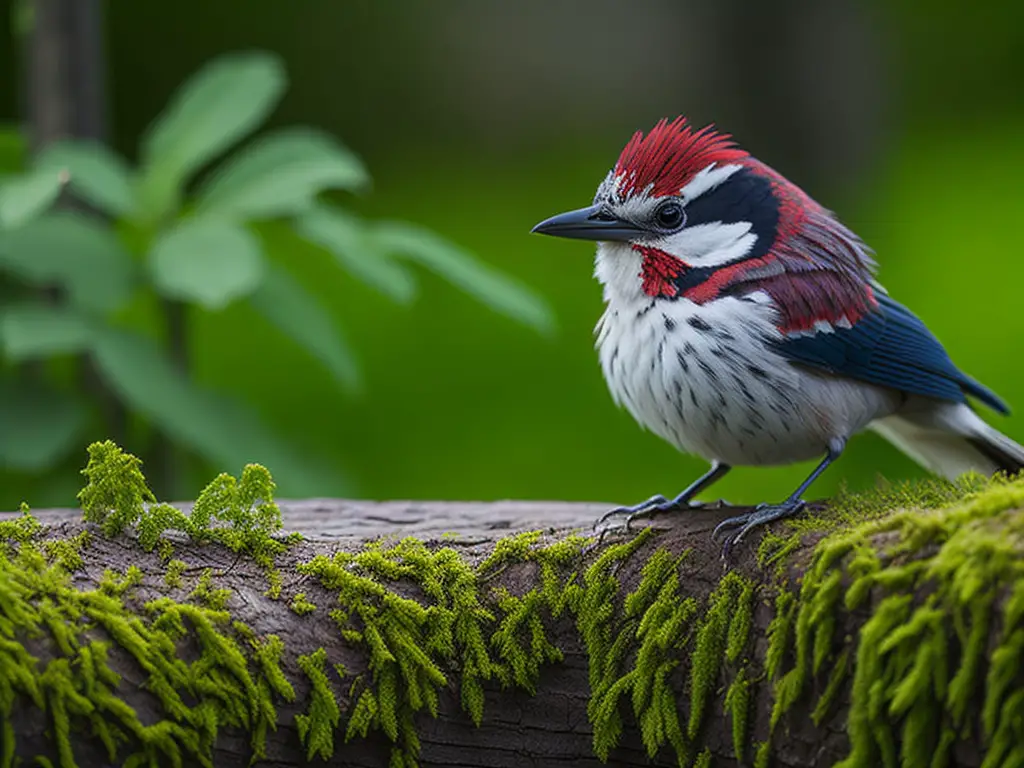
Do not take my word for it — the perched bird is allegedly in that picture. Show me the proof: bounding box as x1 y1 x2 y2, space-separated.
531 116 1024 554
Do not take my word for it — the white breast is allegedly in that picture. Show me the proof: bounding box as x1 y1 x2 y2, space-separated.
593 248 898 466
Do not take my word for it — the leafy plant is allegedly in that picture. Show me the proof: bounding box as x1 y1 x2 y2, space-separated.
0 50 553 498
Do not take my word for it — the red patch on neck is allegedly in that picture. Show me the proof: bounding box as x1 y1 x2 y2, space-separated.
635 245 687 298
615 117 749 198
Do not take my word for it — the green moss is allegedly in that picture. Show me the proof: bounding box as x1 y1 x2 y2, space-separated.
298 538 478 764
588 545 694 765
164 559 187 589
78 441 296 598
289 592 317 615
0 443 303 767
42 532 90 573
723 666 750 762
189 569 231 610
760 472 1024 768
295 647 341 761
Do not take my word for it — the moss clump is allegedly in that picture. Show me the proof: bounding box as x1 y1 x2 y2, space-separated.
760 473 1024 767
78 440 298 597
0 533 296 767
289 592 317 615
164 559 187 589
295 647 342 761
190 568 232 610
586 542 695 765
0 441 302 767
297 535 514 766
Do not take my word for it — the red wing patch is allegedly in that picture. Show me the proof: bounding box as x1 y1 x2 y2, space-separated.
752 271 879 334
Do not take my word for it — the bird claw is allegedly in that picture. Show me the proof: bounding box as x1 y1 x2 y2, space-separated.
712 499 807 560
594 494 670 530
593 493 726 547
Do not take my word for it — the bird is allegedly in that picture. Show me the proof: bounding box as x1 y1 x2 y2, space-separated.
530 116 1024 556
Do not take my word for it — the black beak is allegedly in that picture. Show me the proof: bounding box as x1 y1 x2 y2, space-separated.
531 204 643 242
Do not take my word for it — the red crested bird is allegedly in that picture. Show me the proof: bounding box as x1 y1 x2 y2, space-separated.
531 117 1024 556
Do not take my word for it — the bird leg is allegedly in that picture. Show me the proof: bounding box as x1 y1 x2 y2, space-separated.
712 440 845 559
595 461 732 533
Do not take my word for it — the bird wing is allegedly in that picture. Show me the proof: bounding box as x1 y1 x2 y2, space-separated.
714 205 1008 415
771 285 1009 415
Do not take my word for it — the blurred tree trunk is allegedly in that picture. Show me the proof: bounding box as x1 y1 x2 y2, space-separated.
24 0 107 148
22 0 128 456
703 0 889 204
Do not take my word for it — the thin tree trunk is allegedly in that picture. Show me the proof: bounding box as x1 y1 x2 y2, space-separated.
23 0 127 443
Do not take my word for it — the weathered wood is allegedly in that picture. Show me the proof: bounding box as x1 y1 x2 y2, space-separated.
9 498 618 541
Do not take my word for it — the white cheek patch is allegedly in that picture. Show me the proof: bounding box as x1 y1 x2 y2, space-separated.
680 163 743 203
655 221 757 268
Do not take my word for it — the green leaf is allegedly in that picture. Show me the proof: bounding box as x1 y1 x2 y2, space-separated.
0 167 67 229
195 128 369 220
147 218 265 309
0 378 88 471
137 50 287 221
0 125 26 172
373 221 555 334
249 263 360 390
295 205 416 303
35 140 134 217
0 303 95 361
0 212 137 312
91 327 350 497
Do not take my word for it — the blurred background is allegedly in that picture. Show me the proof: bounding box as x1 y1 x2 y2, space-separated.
0 0 1022 510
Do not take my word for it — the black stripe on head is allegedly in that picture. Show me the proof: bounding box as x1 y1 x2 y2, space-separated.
684 166 779 260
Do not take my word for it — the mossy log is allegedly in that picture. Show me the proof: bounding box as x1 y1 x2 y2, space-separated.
2 443 1024 768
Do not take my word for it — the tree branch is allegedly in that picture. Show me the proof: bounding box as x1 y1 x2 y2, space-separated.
0 490 1020 768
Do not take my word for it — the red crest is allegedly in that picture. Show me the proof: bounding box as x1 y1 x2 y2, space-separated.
614 117 748 199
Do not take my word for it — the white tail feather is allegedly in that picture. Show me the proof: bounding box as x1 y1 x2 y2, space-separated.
871 402 1024 481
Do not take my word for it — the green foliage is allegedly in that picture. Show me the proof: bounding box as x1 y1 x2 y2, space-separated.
0 379 88 472
0 167 66 229
0 49 553 500
147 218 265 310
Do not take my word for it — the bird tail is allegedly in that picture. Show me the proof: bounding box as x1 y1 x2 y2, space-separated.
871 402 1024 481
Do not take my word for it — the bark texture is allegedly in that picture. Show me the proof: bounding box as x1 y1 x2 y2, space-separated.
1 489 1021 768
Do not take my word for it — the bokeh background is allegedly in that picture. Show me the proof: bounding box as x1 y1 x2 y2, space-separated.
0 0 1022 510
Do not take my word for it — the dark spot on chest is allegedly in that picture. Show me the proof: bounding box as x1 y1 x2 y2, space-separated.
676 350 689 373
747 364 770 380
663 315 676 331
687 316 712 332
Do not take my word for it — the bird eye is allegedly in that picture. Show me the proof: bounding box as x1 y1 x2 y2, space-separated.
654 201 685 231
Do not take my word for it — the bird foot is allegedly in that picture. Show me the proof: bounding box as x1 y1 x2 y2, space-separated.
712 499 807 560
594 494 728 543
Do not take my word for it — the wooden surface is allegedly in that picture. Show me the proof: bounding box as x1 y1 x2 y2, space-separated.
4 498 619 539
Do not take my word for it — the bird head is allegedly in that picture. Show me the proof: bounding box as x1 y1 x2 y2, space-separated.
532 117 799 303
